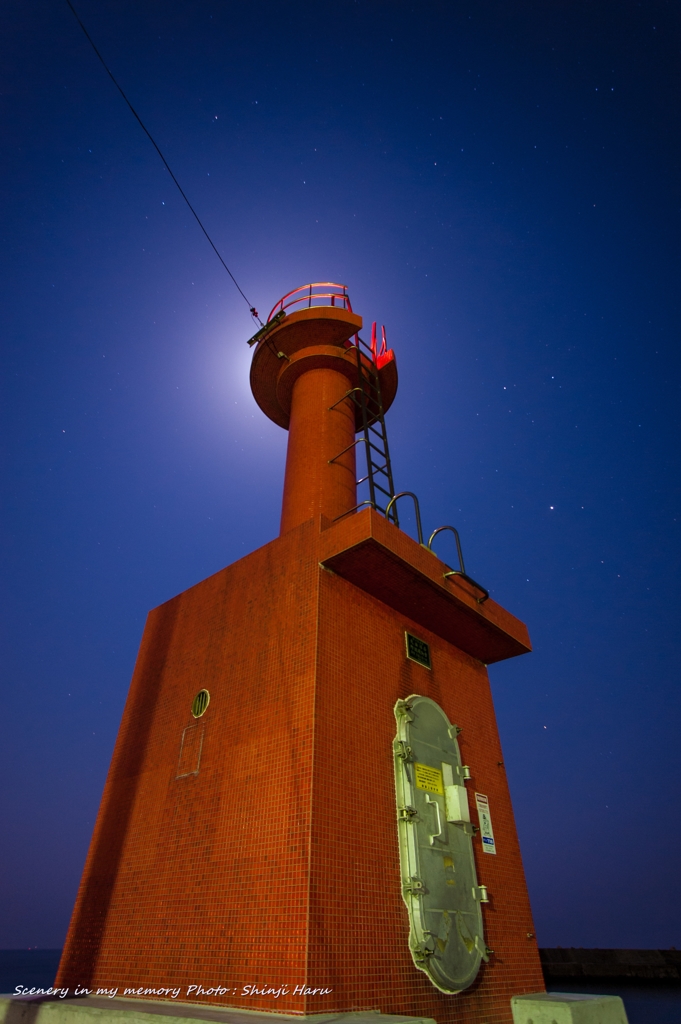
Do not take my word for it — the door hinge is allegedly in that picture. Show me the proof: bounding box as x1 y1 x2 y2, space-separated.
398 805 418 822
393 740 413 761
395 700 414 722
413 943 435 963
403 876 427 896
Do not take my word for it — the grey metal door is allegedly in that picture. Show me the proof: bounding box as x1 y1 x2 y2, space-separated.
393 694 489 993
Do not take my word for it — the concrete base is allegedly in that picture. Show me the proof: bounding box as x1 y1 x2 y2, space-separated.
0 998 436 1024
511 992 628 1024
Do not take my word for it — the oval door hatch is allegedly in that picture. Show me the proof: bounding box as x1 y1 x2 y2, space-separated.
393 694 488 993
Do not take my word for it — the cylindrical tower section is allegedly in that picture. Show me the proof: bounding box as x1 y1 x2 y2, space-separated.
280 366 357 533
248 284 398 535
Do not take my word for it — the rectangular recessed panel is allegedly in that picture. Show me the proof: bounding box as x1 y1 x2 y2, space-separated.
176 723 203 778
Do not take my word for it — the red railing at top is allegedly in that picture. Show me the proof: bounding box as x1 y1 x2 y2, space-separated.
268 282 352 322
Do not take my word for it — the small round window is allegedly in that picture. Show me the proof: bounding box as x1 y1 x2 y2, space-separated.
191 689 210 718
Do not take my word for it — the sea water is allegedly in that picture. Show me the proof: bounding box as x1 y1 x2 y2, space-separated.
547 980 681 1024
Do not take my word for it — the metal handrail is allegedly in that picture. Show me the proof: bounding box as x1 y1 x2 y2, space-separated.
332 499 376 522
328 387 363 411
428 526 489 604
428 526 467 575
385 492 424 546
328 437 364 465
268 282 352 322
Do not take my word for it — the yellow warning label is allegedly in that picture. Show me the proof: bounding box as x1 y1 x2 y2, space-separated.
414 763 444 795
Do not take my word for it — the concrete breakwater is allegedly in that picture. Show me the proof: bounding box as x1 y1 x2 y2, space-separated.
540 948 681 982
2 949 680 995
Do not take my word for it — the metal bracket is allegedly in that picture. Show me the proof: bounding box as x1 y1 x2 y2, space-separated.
246 308 286 347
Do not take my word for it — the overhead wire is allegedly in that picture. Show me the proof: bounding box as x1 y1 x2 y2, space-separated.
64 0 262 325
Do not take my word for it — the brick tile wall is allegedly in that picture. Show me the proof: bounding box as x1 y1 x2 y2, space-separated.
57 516 543 1023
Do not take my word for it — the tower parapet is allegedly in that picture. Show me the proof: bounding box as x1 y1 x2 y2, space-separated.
249 283 398 533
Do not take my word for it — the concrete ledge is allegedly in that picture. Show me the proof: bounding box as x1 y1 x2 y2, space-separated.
0 997 436 1024
511 991 628 1024
320 509 532 664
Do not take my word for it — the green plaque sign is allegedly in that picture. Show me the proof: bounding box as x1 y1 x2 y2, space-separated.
405 632 431 669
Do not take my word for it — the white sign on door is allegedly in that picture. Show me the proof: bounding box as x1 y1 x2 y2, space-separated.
475 792 496 855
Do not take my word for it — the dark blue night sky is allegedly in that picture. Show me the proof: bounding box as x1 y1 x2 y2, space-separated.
1 0 679 951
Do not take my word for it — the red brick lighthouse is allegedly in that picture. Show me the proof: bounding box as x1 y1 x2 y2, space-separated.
57 284 545 1024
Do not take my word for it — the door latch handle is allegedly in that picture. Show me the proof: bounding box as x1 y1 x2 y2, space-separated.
425 794 443 844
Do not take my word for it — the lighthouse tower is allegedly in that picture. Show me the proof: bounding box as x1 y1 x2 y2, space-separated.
56 284 545 1024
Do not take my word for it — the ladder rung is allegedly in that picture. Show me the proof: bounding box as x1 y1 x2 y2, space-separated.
372 482 393 498
371 473 391 488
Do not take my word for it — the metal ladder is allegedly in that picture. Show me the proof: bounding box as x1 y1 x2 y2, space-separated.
329 331 398 524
